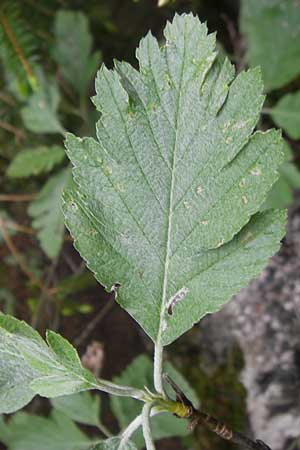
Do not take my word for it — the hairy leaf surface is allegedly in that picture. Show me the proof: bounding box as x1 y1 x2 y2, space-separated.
0 320 38 414
63 14 286 346
0 315 103 409
91 438 137 450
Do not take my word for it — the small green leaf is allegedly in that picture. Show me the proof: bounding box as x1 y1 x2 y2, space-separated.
63 13 286 347
0 410 93 450
51 391 101 426
7 146 66 178
240 0 300 90
264 161 300 210
21 71 64 135
52 10 101 95
0 314 142 405
91 437 138 450
262 140 296 210
280 161 300 188
263 139 300 210
270 92 300 139
111 354 198 447
29 168 71 258
262 176 293 210
0 314 100 405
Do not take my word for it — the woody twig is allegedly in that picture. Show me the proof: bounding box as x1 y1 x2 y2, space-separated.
163 374 272 450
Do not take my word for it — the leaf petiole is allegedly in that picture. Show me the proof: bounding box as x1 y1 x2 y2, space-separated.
142 403 156 450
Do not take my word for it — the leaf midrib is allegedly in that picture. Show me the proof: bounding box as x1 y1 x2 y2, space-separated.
156 25 187 344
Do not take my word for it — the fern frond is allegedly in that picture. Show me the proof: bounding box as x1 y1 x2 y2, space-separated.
0 2 37 90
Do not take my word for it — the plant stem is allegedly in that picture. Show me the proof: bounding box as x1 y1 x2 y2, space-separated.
93 379 146 401
0 11 36 89
0 220 34 235
31 254 60 329
120 408 162 446
142 403 156 450
0 193 36 201
0 120 25 143
96 421 112 438
162 374 273 450
121 415 143 445
0 217 43 289
74 297 114 347
0 91 16 106
261 108 272 115
153 342 164 395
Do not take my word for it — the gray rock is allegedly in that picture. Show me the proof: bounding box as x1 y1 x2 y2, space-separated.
199 208 300 449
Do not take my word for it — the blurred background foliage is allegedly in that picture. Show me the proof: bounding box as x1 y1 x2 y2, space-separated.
0 0 300 449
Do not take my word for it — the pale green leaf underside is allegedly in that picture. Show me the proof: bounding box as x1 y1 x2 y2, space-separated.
62 14 286 346
7 146 65 178
0 315 99 413
0 328 37 414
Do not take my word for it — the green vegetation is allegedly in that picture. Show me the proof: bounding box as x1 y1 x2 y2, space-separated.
1 1 299 449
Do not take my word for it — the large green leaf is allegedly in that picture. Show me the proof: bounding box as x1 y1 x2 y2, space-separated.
62 14 286 346
0 314 102 410
52 10 101 95
270 91 300 139
29 168 71 259
7 146 65 178
0 410 93 450
240 0 300 90
111 354 199 448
